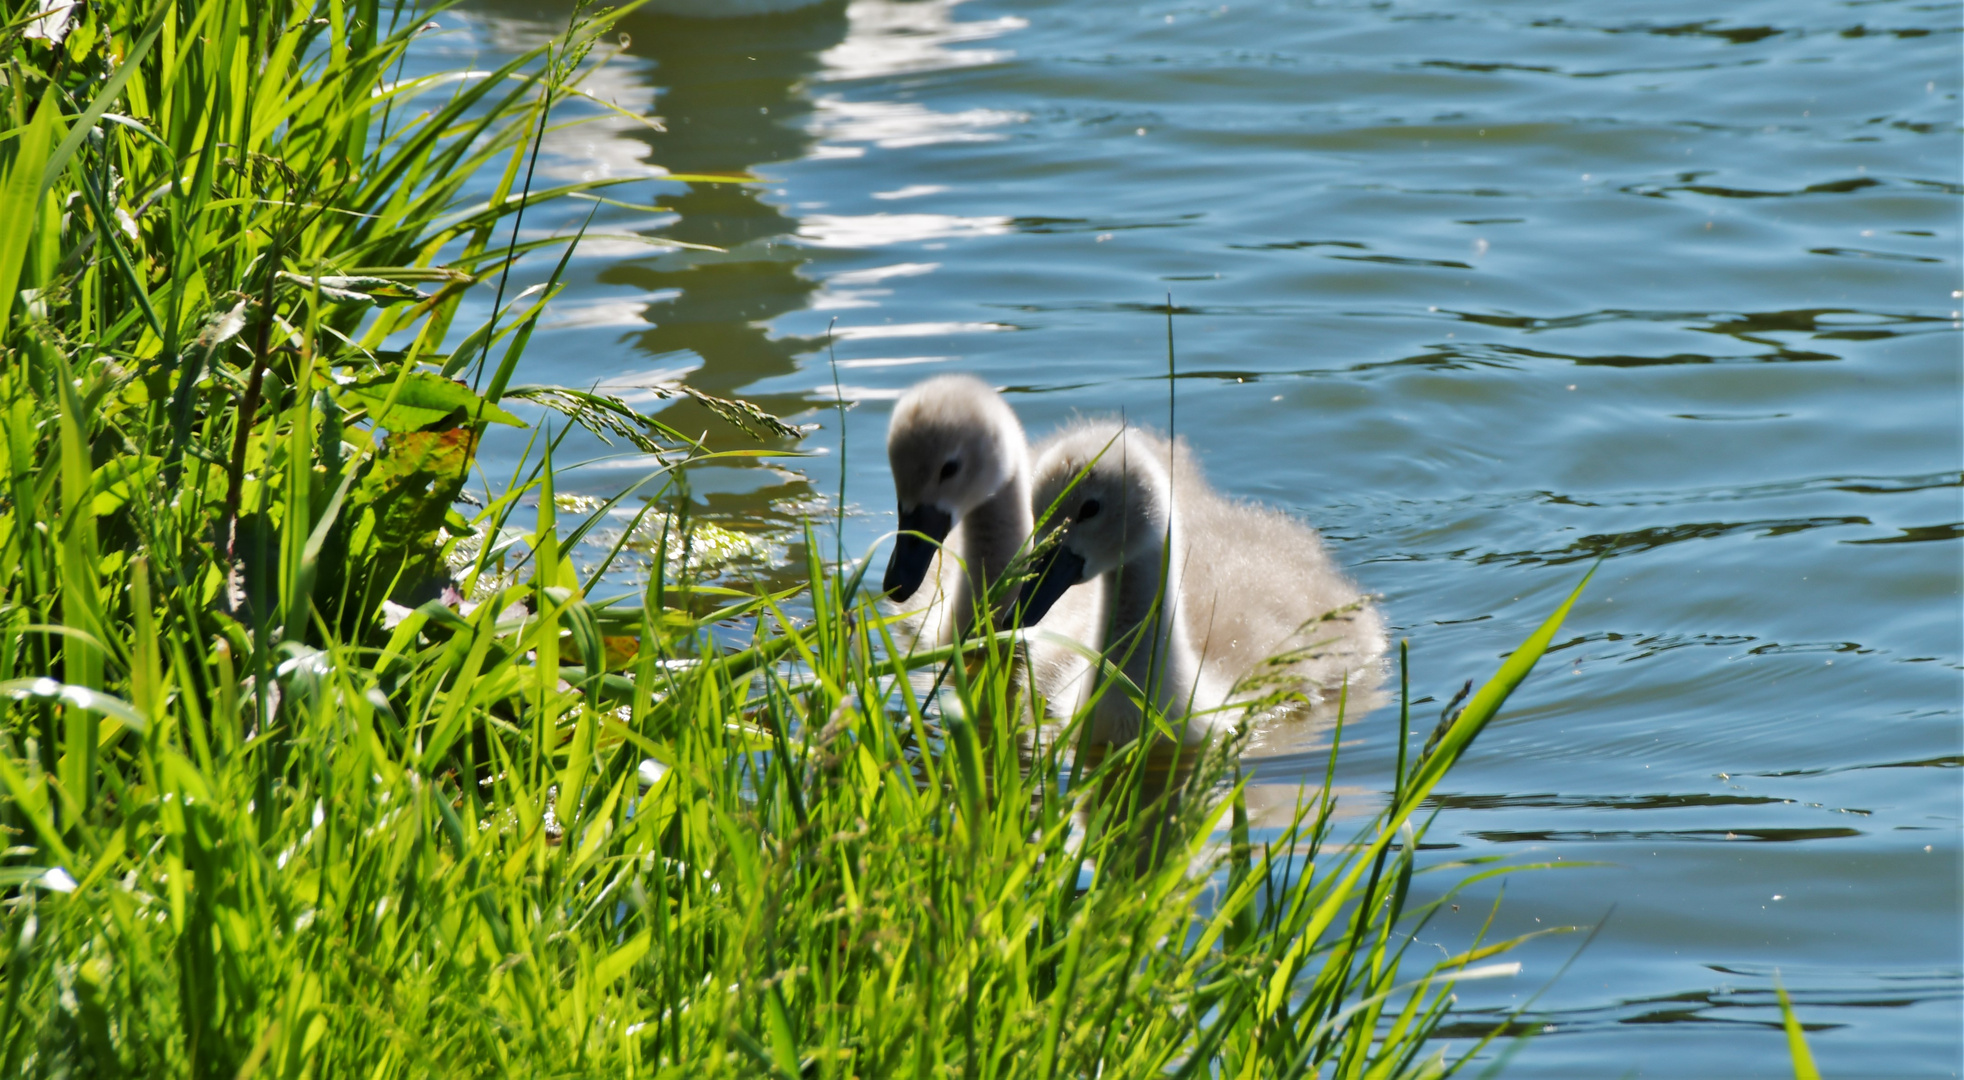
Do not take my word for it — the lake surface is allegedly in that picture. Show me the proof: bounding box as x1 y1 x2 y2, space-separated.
423 0 1961 1074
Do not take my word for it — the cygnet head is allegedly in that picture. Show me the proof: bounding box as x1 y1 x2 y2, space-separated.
1017 424 1172 626
883 375 1027 601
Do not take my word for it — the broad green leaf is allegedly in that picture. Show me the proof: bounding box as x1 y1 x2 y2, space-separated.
592 930 650 988
92 455 162 517
342 371 524 431
0 677 148 735
354 426 479 549
0 86 59 342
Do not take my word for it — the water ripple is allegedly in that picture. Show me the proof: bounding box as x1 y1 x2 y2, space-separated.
1470 826 1865 844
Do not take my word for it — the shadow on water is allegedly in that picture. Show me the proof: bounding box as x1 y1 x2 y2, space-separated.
1434 970 1963 1040
461 0 856 577
600 2 849 432
1477 515 1874 566
1467 826 1865 844
462 0 847 427
1426 791 1871 814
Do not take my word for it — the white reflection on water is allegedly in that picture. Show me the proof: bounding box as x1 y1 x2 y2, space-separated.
811 287 888 311
820 0 1025 82
830 262 941 285
812 261 945 309
828 321 1014 340
529 230 679 259
874 184 950 200
810 0 1026 159
810 383 909 401
831 356 956 369
810 96 1024 149
537 295 681 331
798 212 1011 248
450 22 668 186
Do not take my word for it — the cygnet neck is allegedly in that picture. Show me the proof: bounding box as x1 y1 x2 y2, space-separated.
1098 482 1209 741
950 465 1033 639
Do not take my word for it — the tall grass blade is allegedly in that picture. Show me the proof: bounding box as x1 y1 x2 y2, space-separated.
1778 980 1824 1080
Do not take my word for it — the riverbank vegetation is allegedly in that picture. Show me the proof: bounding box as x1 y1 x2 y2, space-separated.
0 0 1585 1075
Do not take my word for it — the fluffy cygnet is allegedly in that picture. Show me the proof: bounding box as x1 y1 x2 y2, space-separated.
1017 421 1385 746
882 376 1105 717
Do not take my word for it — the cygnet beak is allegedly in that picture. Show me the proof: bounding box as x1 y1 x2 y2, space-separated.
1014 543 1086 628
884 504 954 601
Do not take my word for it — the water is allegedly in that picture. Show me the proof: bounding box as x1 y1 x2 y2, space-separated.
425 0 1961 1073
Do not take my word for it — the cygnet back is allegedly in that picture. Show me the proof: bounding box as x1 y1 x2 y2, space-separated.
1043 418 1386 725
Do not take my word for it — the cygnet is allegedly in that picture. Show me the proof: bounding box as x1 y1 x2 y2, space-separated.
1017 421 1385 746
882 376 1103 718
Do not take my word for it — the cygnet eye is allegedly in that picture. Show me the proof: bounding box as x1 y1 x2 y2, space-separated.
939 459 960 480
1078 499 1101 521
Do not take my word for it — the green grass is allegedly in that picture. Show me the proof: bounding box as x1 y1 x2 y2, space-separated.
1778 979 1824 1080
0 0 1592 1075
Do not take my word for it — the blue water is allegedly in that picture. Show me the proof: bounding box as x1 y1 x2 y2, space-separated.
429 0 1962 1073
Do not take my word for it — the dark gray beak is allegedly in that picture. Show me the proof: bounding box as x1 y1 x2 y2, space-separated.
1014 544 1086 628
884 504 953 601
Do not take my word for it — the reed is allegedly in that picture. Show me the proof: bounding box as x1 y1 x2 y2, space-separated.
0 0 1587 1075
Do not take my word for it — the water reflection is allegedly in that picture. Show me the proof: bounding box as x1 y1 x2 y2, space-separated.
586 0 1024 425
601 1 850 434
818 0 1021 81
1426 971 1960 1039
546 0 1024 530
453 0 1036 582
